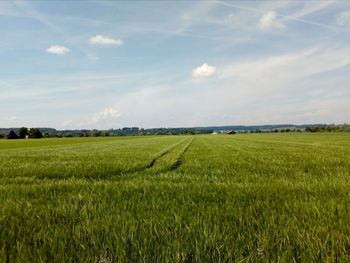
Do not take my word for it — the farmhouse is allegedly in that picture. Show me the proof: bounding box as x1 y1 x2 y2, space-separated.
225 130 236 134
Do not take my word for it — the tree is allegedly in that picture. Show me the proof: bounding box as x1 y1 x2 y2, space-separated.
91 130 102 137
8 130 19 139
305 126 319 132
29 128 43 139
19 127 29 138
182 130 195 135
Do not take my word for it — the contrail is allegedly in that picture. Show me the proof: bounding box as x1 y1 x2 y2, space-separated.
215 0 347 32
12 1 95 58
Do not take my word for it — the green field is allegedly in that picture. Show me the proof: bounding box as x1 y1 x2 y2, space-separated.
1 133 350 262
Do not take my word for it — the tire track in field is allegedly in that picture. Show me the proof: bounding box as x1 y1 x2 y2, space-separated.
166 137 193 172
143 137 194 174
127 137 191 173
36 138 192 181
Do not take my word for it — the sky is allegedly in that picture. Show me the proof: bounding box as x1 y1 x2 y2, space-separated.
1 0 350 129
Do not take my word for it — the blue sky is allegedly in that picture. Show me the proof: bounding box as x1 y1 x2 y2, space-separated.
1 0 350 129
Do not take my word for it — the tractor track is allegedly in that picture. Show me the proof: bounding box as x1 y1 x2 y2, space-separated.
165 137 193 172
35 137 194 181
125 137 191 174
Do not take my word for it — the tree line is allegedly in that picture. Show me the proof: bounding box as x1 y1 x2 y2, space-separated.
0 124 349 139
304 124 350 132
0 127 208 139
5 127 43 139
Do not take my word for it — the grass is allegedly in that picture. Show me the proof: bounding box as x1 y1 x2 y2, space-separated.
0 133 350 262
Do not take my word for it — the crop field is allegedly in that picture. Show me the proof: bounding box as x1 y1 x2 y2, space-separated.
1 133 350 262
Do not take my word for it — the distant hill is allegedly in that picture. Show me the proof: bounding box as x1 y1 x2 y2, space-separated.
0 124 332 137
193 124 331 131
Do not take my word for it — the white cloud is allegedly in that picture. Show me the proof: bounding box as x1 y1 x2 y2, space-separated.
192 63 216 78
90 35 123 45
337 11 350 26
79 107 121 128
46 45 70 55
258 11 285 30
90 108 121 123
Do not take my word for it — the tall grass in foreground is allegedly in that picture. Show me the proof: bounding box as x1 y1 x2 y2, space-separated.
1 133 350 262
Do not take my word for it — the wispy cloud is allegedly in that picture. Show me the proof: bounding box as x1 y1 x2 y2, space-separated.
1 0 350 128
337 11 350 26
12 1 96 58
0 116 17 122
12 1 64 34
258 11 285 30
61 119 72 127
106 44 350 127
216 0 344 31
218 45 350 98
87 53 99 60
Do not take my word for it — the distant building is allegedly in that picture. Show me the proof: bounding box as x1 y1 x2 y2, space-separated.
225 130 236 134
